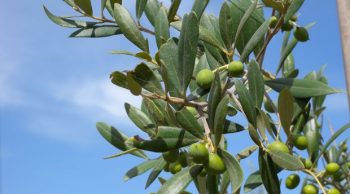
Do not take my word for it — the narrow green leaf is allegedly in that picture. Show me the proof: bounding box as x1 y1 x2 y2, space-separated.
214 95 229 146
219 149 244 194
124 158 160 181
69 25 121 38
248 60 264 109
168 0 181 22
268 150 304 170
278 89 294 136
316 123 350 162
155 7 170 48
159 39 182 97
105 0 122 17
125 103 156 137
206 174 219 194
230 0 264 54
144 0 161 26
64 0 76 7
244 171 262 193
113 3 149 52
236 145 258 162
178 12 199 96
234 0 258 48
219 2 234 49
145 158 166 188
74 0 93 15
199 26 227 54
235 79 256 126
175 108 204 139
136 0 148 19
191 0 209 18
156 165 203 194
96 122 147 159
44 6 97 28
104 148 139 159
284 0 305 23
240 19 270 61
223 120 245 134
133 126 200 152
219 172 230 194
111 50 153 63
266 78 341 98
208 73 223 129
258 149 280 194
303 118 321 162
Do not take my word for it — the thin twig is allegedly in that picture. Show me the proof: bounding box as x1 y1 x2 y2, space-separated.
303 169 327 194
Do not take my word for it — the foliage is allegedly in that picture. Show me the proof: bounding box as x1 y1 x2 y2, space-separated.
45 0 349 193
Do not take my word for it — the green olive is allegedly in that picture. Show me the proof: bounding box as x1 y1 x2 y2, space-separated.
267 141 289 154
327 188 341 194
294 27 309 42
269 16 278 28
294 136 308 150
227 61 244 77
188 143 209 164
291 15 298 22
285 174 300 189
162 149 179 163
302 184 318 194
196 69 214 89
325 162 340 174
282 20 294 31
205 153 226 174
169 162 182 174
303 159 313 169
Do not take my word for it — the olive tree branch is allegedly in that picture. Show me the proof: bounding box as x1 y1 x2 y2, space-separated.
303 169 327 194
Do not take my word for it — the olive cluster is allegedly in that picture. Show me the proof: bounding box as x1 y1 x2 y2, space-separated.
162 143 226 176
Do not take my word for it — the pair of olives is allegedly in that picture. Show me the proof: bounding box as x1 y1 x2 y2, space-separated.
188 143 226 175
269 16 309 42
162 150 187 174
286 175 341 194
195 61 244 89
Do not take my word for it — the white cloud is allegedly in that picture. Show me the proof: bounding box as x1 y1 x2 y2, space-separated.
0 54 24 106
52 77 141 120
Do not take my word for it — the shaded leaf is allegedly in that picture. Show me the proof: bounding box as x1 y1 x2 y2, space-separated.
208 73 223 129
219 149 244 193
168 0 181 22
247 60 264 109
74 0 93 15
268 150 304 170
111 50 153 63
175 108 204 139
258 149 280 194
178 12 199 96
136 0 148 19
124 158 160 181
262 0 283 13
303 118 321 162
133 126 200 152
44 6 97 28
219 2 234 49
96 122 147 159
130 63 163 94
236 145 258 162
126 72 142 95
214 95 229 146
240 19 270 61
278 89 294 136
110 71 127 89
69 25 121 38
145 158 166 188
244 171 262 193
223 120 245 134
235 79 256 126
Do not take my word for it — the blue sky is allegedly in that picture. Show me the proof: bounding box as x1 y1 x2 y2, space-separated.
0 1 349 194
